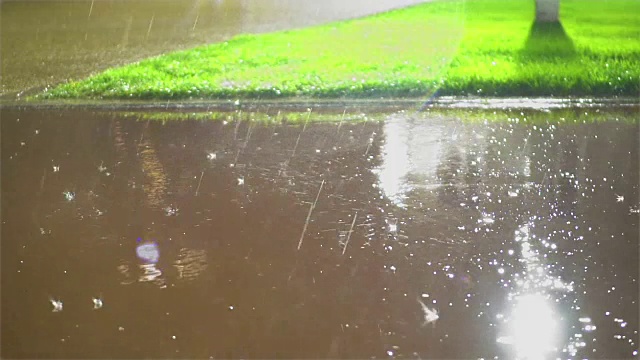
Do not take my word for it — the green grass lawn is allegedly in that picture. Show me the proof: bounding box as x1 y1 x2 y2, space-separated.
40 0 640 100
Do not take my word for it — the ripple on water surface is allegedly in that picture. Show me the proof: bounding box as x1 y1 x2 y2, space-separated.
0 107 637 358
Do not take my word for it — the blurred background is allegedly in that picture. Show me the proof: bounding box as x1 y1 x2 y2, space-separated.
1 0 429 97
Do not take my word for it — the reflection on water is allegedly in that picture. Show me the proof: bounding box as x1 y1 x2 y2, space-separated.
496 223 568 359
174 248 208 281
136 241 160 264
507 293 559 359
138 131 168 210
375 115 412 207
139 263 165 286
1 107 638 358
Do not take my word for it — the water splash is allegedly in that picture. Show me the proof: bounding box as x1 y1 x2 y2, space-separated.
92 297 103 310
417 298 439 327
49 297 63 312
63 191 75 201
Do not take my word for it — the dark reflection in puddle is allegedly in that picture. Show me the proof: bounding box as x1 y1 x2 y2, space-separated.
1 108 638 359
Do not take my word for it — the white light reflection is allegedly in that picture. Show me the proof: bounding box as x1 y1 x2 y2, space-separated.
497 222 582 358
374 117 412 207
136 242 160 263
374 115 445 208
418 298 440 327
173 248 208 281
139 263 164 286
135 241 166 287
509 293 559 359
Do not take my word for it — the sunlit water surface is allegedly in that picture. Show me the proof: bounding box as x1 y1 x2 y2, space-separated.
1 107 638 359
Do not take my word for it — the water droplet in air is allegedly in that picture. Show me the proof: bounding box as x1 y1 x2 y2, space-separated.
164 206 179 216
92 297 103 309
386 217 398 234
49 298 63 312
63 191 75 201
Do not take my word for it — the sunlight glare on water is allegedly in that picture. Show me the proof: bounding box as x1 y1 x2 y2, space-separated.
374 117 412 207
510 293 559 359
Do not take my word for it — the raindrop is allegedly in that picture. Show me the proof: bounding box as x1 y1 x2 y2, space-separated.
481 213 495 224
418 298 439 326
49 298 63 312
164 206 179 216
386 217 398 234
92 297 103 310
63 191 75 201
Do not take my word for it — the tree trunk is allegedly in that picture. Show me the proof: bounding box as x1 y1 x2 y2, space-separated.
535 0 559 22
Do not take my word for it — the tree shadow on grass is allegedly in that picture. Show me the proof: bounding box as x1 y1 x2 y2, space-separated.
521 21 576 59
516 21 584 96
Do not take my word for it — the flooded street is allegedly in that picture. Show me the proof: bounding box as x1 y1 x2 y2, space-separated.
1 0 429 97
1 106 638 358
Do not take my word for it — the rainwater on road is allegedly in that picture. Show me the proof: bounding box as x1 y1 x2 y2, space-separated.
1 106 638 359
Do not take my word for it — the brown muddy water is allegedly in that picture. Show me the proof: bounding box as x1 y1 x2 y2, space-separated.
0 0 429 97
1 106 638 359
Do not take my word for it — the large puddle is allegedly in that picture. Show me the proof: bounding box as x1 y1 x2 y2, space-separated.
1 107 638 358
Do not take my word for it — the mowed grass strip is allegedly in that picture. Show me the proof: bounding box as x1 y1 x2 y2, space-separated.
40 0 640 100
